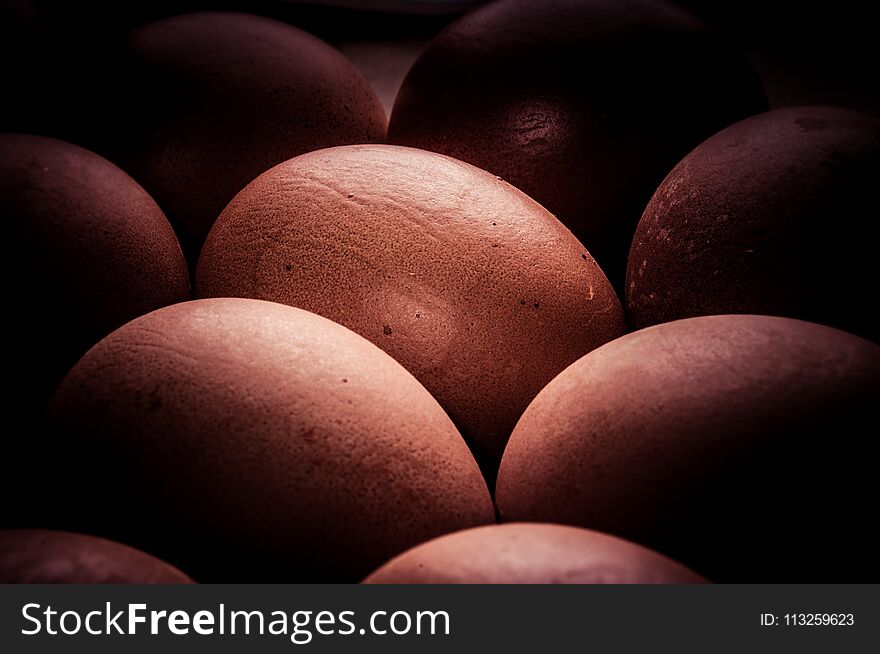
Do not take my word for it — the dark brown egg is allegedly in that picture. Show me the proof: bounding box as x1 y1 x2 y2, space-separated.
363 523 706 583
388 0 767 287
0 530 192 583
67 12 386 258
627 107 880 341
0 134 189 470
43 299 493 582
496 315 880 581
196 144 625 477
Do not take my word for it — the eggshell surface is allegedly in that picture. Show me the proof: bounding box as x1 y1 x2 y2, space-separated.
43 298 494 582
196 144 625 474
363 523 706 584
496 315 880 581
627 107 880 341
68 12 386 257
0 133 189 430
0 530 192 583
388 0 768 286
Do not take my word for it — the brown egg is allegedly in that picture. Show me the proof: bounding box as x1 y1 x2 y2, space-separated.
196 144 625 476
496 315 880 581
0 530 192 583
388 0 767 287
0 135 189 526
43 298 493 582
66 12 386 258
627 107 880 341
363 523 706 583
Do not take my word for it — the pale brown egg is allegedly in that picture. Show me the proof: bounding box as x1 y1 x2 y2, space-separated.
496 315 880 581
196 144 625 477
363 523 706 583
43 298 493 582
0 530 192 583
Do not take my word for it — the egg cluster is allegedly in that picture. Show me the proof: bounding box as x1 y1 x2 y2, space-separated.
2 0 878 584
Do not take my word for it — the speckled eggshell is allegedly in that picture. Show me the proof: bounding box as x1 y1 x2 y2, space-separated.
363 523 706 584
196 144 625 475
496 315 880 581
43 298 494 582
388 0 767 287
68 12 386 258
0 530 192 583
0 134 189 424
627 107 880 341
